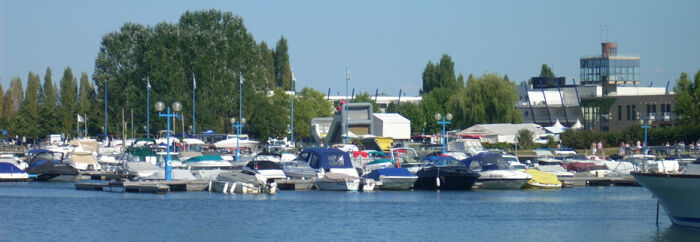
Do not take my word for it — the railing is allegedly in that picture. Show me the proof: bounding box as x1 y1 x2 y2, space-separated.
663 112 672 121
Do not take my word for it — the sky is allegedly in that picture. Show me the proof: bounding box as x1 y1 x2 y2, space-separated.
1 0 699 96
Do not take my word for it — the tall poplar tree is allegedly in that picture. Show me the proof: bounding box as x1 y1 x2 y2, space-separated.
59 67 78 136
274 36 292 90
18 72 41 138
40 67 58 137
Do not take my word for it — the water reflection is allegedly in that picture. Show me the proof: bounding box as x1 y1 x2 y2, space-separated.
649 225 700 241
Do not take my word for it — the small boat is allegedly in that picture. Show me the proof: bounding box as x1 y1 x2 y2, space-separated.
362 168 417 190
66 151 102 171
389 148 422 174
183 155 234 180
0 156 29 181
413 155 480 190
632 158 700 228
242 158 287 182
522 168 562 189
282 147 359 179
316 173 360 191
213 134 260 149
25 149 79 182
536 164 575 177
211 170 277 194
463 152 532 190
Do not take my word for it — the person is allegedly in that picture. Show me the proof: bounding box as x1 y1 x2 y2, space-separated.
597 141 603 157
619 142 625 156
591 142 597 157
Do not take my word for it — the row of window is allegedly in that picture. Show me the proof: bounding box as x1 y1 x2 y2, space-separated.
617 104 672 121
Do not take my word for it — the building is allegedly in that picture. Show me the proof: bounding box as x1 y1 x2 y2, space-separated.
458 123 546 144
517 42 678 132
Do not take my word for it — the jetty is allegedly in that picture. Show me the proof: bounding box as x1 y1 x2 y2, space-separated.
559 176 639 187
276 179 317 190
75 180 209 194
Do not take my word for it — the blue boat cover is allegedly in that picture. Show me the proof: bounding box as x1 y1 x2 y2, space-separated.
300 148 352 169
0 163 26 173
26 149 50 154
363 168 414 180
461 152 507 170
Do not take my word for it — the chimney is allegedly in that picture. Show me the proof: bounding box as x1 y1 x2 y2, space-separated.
602 42 617 57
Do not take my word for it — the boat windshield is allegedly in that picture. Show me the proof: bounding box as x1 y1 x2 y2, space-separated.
327 154 345 167
391 148 420 163
31 152 63 163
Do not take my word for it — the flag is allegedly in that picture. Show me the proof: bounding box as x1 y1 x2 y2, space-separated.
346 66 351 80
193 74 196 90
239 72 244 84
147 77 151 89
77 114 84 123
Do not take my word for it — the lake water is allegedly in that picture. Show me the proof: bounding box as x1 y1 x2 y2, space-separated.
1 182 699 241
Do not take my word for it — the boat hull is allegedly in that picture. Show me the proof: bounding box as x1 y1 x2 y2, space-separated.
378 176 418 190
414 167 479 190
316 180 359 191
27 163 79 182
478 178 530 190
633 172 700 228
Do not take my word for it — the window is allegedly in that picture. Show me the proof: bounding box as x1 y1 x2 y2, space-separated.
308 154 320 169
632 105 637 120
327 154 345 167
618 105 622 120
626 105 631 120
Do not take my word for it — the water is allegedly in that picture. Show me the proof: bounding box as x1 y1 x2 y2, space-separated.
1 182 699 241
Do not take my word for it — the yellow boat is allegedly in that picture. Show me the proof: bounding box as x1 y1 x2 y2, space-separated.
523 168 562 189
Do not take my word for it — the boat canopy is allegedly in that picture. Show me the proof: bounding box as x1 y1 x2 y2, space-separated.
422 155 464 167
26 149 50 154
462 152 510 171
363 168 414 180
245 160 282 170
298 148 353 169
184 155 224 163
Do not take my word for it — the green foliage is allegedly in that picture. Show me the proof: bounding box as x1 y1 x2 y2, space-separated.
294 87 332 141
59 67 78 137
540 64 555 78
394 102 425 134
248 89 289 143
94 10 281 137
352 92 379 113
16 72 41 138
545 135 558 148
274 36 292 90
448 73 521 128
420 54 463 94
673 70 700 127
516 129 535 150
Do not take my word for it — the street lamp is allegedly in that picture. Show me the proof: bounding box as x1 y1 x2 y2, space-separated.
435 113 453 154
230 117 246 161
156 101 182 181
638 111 652 154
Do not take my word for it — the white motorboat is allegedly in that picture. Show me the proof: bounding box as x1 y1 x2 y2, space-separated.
211 170 277 194
536 164 575 177
183 155 234 180
633 158 700 228
282 147 358 179
0 156 29 181
66 151 101 171
389 148 422 174
362 168 417 190
316 173 360 191
213 134 260 149
464 152 532 189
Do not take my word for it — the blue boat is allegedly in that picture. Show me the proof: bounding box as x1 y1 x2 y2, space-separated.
25 149 78 181
362 168 417 190
0 155 29 181
413 155 480 190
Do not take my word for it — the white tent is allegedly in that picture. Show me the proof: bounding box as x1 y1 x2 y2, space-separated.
552 119 565 129
570 119 583 130
459 123 545 144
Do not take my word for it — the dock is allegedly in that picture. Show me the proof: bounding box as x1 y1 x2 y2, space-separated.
75 180 210 193
276 179 317 190
559 176 639 187
77 171 130 180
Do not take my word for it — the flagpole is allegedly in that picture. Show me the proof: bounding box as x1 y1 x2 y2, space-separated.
147 77 150 137
192 74 196 136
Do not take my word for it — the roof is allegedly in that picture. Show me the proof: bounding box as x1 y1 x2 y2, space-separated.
459 123 545 136
300 148 353 169
373 113 410 123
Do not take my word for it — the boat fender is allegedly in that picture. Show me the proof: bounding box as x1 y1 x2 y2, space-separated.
436 177 441 187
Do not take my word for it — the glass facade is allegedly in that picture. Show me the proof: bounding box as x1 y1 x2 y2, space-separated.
580 58 640 83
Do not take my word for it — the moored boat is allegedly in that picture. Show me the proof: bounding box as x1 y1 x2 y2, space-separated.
0 156 29 181
523 168 562 189
362 168 417 190
632 158 700 228
413 155 480 190
25 149 78 181
464 152 532 190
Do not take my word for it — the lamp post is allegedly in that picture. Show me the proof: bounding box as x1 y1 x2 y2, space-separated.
291 71 296 148
155 101 182 181
344 66 350 144
146 77 150 136
230 117 246 161
638 112 652 154
435 113 453 154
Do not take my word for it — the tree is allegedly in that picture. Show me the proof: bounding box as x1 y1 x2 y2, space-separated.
447 73 521 128
0 84 4 121
673 70 700 127
248 89 289 143
352 92 379 113
39 67 58 137
517 129 534 150
540 64 555 78
420 54 462 94
59 67 78 136
293 87 332 141
395 102 425 134
17 72 41 138
274 36 292 90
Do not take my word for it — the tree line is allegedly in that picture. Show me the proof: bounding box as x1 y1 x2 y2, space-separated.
1 10 332 143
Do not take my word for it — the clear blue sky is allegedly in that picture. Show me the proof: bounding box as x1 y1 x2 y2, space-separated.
1 0 699 96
